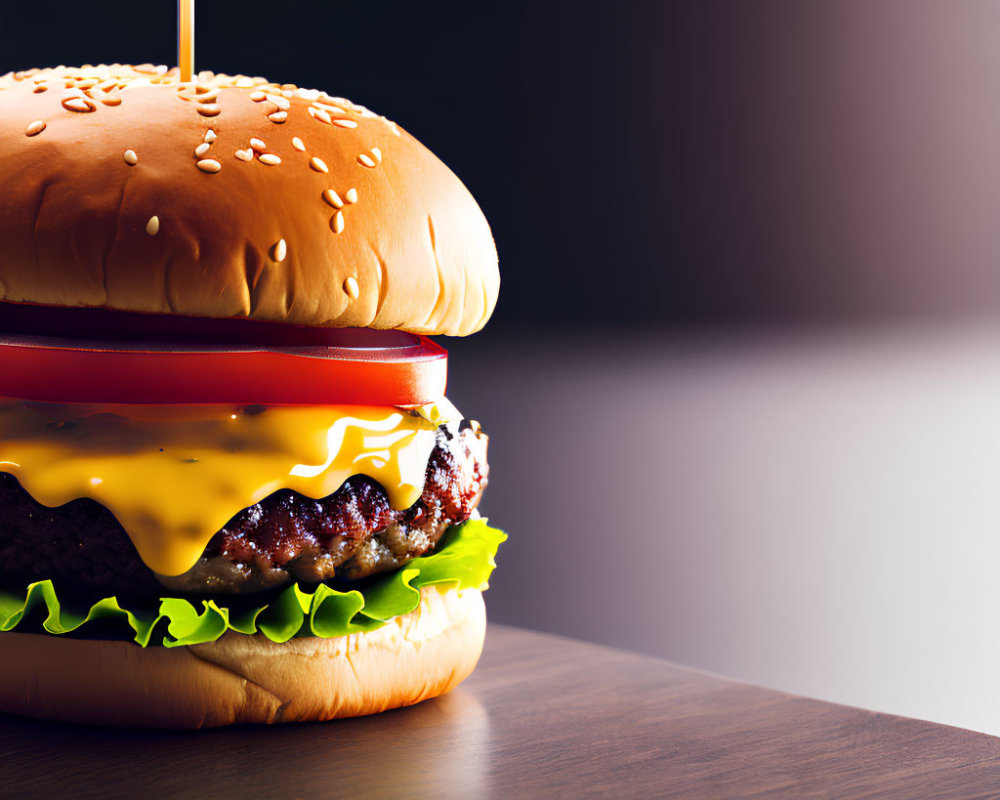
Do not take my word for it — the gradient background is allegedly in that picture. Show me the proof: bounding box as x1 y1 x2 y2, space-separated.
6 0 1000 734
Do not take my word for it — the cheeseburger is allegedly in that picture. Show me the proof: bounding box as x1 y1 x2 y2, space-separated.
0 64 503 728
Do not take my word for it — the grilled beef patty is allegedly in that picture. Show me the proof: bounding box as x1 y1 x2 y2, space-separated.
0 423 487 600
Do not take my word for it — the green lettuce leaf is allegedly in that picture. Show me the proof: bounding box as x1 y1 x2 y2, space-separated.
0 518 505 648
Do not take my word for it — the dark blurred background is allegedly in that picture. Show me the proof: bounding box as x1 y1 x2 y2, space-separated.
8 1 1000 734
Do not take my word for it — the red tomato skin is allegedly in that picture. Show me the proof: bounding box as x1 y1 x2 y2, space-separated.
0 337 447 406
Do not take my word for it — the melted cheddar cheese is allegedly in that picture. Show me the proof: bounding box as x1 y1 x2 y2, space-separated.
0 398 461 576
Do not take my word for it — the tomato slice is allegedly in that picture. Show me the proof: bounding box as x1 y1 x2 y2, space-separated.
0 331 447 405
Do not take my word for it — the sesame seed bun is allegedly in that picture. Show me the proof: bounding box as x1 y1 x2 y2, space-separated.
0 585 486 728
0 65 498 336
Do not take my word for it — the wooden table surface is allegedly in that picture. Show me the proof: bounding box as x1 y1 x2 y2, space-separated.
1 624 999 799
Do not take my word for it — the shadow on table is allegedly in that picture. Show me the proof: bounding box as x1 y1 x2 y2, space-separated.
0 689 489 800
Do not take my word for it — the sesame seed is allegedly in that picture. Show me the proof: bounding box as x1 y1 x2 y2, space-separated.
204 129 217 143
197 104 221 117
33 84 47 94
258 153 282 166
371 147 382 162
123 149 138 165
315 102 346 115
235 149 254 161
196 159 222 173
146 216 160 236
291 137 306 152
250 91 267 102
358 154 377 168
333 118 358 129
250 138 266 151
272 238 288 263
62 96 96 113
345 188 358 204
268 111 288 124
323 189 344 209
310 156 329 173
331 211 345 234
195 142 212 157
25 120 46 137
309 108 332 125
266 94 291 110
344 276 360 300
100 95 122 106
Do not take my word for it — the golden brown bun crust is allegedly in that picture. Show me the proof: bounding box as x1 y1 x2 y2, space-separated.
0 66 498 335
0 585 485 728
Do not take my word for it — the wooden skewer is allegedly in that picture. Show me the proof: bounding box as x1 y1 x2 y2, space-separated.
178 0 195 82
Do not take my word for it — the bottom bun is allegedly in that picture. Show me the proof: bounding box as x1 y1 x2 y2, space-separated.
0 585 485 729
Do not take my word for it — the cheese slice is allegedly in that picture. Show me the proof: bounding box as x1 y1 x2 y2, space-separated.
0 398 462 576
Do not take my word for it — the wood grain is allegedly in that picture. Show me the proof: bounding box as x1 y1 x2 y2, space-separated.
0 624 998 799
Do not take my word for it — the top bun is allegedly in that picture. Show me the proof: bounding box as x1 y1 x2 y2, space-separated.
0 65 498 336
